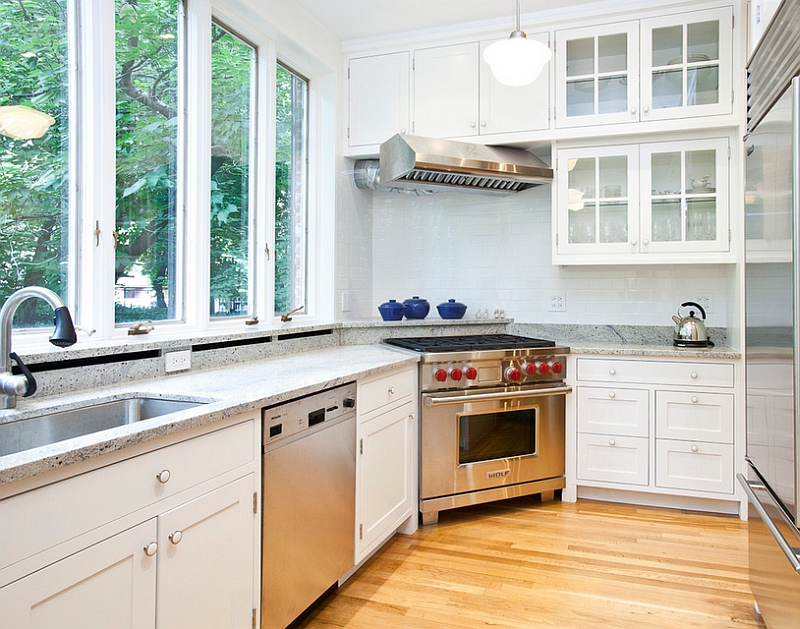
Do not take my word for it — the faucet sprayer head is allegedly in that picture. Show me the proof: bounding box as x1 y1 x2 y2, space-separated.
50 306 77 347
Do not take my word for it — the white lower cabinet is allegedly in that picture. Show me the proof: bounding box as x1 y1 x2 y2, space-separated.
0 413 259 628
572 357 739 509
355 367 418 564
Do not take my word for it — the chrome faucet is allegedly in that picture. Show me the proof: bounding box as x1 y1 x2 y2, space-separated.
0 287 77 409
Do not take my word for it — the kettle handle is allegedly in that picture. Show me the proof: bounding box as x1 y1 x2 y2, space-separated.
680 301 706 320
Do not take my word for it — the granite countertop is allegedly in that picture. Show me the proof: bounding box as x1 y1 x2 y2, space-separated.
564 342 740 360
0 344 418 487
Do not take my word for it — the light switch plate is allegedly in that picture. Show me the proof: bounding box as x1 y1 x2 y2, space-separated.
165 349 191 373
549 293 566 312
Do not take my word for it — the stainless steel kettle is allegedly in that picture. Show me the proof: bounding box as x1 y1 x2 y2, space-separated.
672 301 712 346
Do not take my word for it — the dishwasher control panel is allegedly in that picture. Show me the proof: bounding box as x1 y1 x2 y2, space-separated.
262 382 357 446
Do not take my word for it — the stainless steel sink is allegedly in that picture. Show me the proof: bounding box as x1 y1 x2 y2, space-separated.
0 396 207 457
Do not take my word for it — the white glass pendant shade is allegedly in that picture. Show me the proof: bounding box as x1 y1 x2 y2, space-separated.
483 33 551 87
0 105 55 140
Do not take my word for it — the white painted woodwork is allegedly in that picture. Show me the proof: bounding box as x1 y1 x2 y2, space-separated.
576 358 734 387
655 390 734 443
0 520 157 629
576 386 649 437
357 367 414 415
655 438 734 493
156 475 255 629
348 52 410 148
576 433 649 485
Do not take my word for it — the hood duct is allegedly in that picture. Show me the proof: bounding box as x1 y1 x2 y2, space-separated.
353 134 552 196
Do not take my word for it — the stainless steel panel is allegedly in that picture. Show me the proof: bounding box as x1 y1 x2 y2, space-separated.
739 473 800 629
261 414 355 629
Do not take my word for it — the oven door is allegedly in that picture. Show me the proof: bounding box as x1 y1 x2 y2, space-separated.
420 385 570 500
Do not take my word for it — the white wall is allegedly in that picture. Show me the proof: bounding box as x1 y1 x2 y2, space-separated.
356 185 734 328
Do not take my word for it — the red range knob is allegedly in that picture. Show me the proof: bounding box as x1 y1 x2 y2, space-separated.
551 362 563 374
465 367 478 380
434 369 448 382
506 368 521 382
450 368 463 381
525 363 537 375
538 362 550 375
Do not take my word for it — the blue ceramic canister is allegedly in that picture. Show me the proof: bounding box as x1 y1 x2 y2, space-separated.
437 299 467 319
402 296 430 319
377 299 405 321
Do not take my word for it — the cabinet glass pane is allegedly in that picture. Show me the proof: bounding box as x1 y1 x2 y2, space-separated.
652 25 682 67
652 199 682 242
688 66 719 105
598 76 627 114
652 69 682 109
686 199 716 241
598 34 627 73
686 149 715 192
566 38 594 77
687 21 719 62
651 151 682 196
568 157 596 197
599 202 628 242
567 80 595 117
568 206 596 243
598 155 627 196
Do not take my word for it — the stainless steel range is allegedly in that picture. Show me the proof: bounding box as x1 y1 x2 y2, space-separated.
384 334 571 525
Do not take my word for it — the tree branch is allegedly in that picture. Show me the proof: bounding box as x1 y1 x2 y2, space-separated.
118 59 176 119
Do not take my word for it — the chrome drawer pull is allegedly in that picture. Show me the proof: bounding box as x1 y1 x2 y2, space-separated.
144 542 158 557
156 469 171 484
169 530 183 545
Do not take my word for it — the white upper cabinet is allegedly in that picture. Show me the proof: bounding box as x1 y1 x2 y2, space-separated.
554 136 731 264
347 52 410 148
555 21 640 128
555 7 733 128
413 35 550 139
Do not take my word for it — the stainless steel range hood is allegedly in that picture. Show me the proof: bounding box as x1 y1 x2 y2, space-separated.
353 134 552 195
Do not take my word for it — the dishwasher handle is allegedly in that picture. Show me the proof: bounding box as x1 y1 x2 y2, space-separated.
737 473 800 574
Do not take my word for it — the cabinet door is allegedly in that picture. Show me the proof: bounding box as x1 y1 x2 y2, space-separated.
555 21 640 128
156 475 255 629
640 138 729 254
0 520 157 629
656 390 734 443
640 7 733 121
577 433 649 485
556 144 640 256
655 439 733 493
356 401 415 562
348 52 410 148
414 43 480 138
478 33 550 135
577 386 649 437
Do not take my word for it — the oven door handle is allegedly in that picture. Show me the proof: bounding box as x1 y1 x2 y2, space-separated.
423 385 572 407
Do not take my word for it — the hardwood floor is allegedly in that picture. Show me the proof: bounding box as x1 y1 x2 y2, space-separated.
299 497 766 629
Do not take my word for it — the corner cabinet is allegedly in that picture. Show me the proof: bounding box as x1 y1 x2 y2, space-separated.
0 413 259 629
355 366 418 564
553 136 731 264
568 357 743 515
555 7 733 128
413 37 550 140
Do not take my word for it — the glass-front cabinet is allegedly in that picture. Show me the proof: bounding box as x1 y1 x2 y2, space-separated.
554 137 730 264
555 7 732 128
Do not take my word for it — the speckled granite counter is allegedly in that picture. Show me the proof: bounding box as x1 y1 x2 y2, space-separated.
563 342 740 360
0 344 418 487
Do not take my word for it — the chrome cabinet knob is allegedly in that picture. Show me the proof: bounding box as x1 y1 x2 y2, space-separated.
691 445 699 453
169 530 183 545
691 372 698 379
609 368 616 375
643 105 650 113
630 106 637 114
608 439 616 446
470 122 476 128
388 386 395 395
630 240 637 246
643 239 650 246
691 396 699 403
608 391 616 398
156 469 171 484
144 542 158 557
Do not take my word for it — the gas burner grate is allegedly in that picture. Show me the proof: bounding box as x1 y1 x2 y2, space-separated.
384 334 556 353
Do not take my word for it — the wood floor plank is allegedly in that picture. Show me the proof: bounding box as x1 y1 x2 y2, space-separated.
298 497 766 629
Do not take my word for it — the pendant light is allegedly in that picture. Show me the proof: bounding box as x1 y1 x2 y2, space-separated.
0 105 55 140
483 0 552 87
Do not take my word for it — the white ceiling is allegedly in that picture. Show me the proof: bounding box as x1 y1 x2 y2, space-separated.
291 0 609 43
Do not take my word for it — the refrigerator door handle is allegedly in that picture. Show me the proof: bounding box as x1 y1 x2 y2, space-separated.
738 474 800 574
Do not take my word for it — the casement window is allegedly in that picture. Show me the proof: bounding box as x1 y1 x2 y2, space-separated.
0 0 313 341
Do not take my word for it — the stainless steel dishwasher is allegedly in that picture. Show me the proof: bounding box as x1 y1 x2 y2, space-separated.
260 382 357 629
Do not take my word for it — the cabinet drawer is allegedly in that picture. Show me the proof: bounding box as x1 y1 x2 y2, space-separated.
0 418 255 572
577 386 649 437
358 368 415 417
577 434 648 486
655 391 733 443
576 358 734 388
655 439 733 494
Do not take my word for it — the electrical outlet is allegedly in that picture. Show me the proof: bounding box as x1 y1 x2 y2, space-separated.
341 291 352 312
165 349 191 373
693 295 713 314
549 293 566 312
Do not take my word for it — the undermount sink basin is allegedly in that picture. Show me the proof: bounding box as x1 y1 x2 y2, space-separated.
0 396 208 458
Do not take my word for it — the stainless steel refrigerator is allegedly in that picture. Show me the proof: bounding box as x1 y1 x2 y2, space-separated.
742 2 800 627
